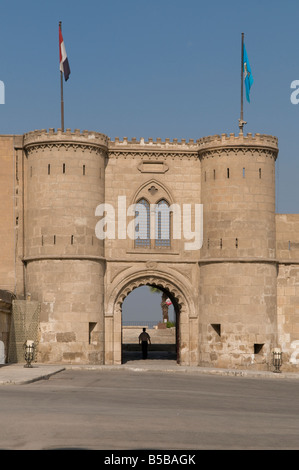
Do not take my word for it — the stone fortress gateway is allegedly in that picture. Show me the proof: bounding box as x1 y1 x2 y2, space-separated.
0 127 299 371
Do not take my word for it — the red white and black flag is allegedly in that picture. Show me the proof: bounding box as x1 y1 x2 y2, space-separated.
59 22 70 81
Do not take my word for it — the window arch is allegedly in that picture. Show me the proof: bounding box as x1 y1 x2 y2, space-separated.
155 199 171 247
135 198 150 247
134 198 171 249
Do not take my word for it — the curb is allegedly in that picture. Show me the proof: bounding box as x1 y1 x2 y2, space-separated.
1 362 299 385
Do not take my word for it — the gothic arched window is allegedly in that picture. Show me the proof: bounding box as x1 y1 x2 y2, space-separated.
135 198 150 247
155 199 171 247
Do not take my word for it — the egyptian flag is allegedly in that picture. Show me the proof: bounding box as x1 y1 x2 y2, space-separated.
59 23 70 81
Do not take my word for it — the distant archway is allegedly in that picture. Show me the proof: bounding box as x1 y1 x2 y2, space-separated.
105 270 198 366
121 284 179 363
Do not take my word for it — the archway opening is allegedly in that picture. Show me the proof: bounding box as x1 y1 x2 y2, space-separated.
121 284 180 363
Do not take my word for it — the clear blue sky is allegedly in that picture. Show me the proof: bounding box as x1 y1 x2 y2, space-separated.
1 0 299 321
1 0 299 213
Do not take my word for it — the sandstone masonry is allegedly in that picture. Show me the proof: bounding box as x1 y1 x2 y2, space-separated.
0 128 298 371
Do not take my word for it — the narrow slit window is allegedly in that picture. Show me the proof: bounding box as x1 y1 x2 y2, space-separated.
213 169 216 180
63 163 66 174
259 168 262 179
243 167 245 178
89 322 97 344
53 235 56 245
83 164 86 175
71 235 74 245
227 168 230 178
48 164 51 175
220 238 222 249
235 238 238 248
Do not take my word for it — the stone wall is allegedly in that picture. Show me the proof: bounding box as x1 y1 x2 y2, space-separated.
8 300 40 363
22 130 107 364
0 136 16 292
2 129 299 371
276 214 299 260
275 214 299 370
122 326 176 344
199 262 277 370
277 264 299 370
0 303 11 363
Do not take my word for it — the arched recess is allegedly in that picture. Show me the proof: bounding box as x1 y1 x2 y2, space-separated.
132 179 174 206
105 269 198 366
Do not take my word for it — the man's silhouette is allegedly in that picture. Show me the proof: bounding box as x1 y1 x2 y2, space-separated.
139 328 151 359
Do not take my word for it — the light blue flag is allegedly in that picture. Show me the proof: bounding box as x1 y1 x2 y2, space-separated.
243 44 253 102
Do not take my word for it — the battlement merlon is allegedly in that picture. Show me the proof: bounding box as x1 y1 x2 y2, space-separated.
23 128 109 151
22 129 279 158
197 132 279 159
109 132 278 156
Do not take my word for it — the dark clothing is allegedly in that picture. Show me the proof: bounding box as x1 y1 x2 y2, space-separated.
139 330 151 359
141 340 148 359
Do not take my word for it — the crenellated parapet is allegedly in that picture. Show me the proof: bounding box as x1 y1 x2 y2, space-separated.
197 132 279 160
109 136 199 147
108 132 278 161
24 128 109 155
22 130 279 160
108 136 199 160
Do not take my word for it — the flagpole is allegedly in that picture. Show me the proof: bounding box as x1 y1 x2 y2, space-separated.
239 32 246 134
59 21 65 132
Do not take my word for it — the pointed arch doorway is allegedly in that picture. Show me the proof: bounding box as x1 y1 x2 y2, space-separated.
122 283 180 363
105 271 198 366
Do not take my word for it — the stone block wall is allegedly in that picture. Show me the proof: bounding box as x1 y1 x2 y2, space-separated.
2 129 299 371
199 262 277 369
0 305 11 363
22 130 107 364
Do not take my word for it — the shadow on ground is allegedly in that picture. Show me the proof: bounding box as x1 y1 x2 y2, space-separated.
122 349 177 363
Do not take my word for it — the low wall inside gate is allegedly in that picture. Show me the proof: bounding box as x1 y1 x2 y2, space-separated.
122 326 176 351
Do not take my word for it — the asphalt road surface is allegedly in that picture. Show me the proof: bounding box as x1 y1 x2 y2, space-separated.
0 368 299 450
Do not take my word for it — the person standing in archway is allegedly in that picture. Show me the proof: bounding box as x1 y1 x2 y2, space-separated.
139 328 151 359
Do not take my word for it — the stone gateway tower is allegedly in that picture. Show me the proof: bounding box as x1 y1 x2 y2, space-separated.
23 129 107 364
199 133 277 368
0 127 299 372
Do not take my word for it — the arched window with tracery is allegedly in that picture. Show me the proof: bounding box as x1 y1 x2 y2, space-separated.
155 199 171 247
135 198 150 247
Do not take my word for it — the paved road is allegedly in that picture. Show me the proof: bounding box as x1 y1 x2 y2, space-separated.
0 368 299 450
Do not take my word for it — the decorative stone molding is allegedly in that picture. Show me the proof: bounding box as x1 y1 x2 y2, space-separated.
199 147 277 160
108 132 278 161
137 161 169 173
24 143 107 157
198 132 278 160
109 150 198 160
131 178 174 207
114 275 185 309
145 261 158 269
22 130 278 161
106 266 196 317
